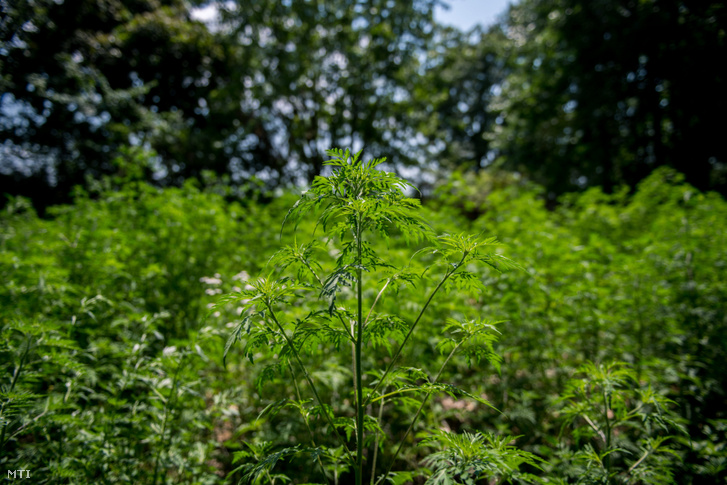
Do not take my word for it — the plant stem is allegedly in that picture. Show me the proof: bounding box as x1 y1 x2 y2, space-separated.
364 254 466 408
301 250 357 343
266 305 354 464
334 311 355 342
288 363 331 485
628 446 653 474
603 389 612 477
0 333 32 459
581 413 606 443
152 350 187 485
369 387 430 404
364 279 390 327
301 256 325 288
355 216 365 485
376 343 461 485
369 395 386 485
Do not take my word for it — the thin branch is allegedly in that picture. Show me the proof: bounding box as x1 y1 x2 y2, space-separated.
9 397 50 441
288 363 331 485
354 216 365 485
266 304 354 464
376 342 462 485
369 395 386 485
628 447 653 474
369 387 429 404
300 256 325 288
364 278 391 327
581 413 607 443
334 311 355 343
364 254 466 408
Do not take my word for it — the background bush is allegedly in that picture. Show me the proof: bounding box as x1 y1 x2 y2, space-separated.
2 162 725 483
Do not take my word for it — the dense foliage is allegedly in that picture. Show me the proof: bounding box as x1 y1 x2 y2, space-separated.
490 0 727 196
1 0 232 206
2 152 725 482
2 1 726 481
212 148 534 484
3 0 725 208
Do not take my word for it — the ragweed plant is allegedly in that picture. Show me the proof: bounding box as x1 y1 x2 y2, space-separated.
218 148 528 484
556 362 685 484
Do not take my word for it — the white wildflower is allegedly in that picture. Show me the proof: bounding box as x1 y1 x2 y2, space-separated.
232 270 250 281
200 276 222 285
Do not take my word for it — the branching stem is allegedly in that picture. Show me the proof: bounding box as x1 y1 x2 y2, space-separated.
364 253 467 407
288 362 331 485
369 387 429 404
369 395 386 485
628 447 652 474
582 413 607 443
301 256 325 288
266 304 354 464
334 311 355 343
0 333 32 458
355 216 365 485
364 279 391 327
152 350 187 485
375 342 462 485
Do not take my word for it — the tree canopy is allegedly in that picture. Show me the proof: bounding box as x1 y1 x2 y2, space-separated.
1 0 234 206
1 0 726 207
491 0 727 196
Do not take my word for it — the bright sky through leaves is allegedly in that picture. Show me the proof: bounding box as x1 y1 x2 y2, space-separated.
435 0 512 31
193 1 513 32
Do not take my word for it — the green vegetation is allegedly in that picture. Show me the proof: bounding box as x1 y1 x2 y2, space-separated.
2 0 726 481
214 148 531 484
2 148 725 483
3 0 725 206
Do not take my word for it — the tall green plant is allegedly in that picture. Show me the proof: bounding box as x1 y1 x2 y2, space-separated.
556 362 684 484
218 148 531 484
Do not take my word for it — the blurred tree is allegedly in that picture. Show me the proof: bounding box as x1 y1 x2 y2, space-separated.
0 0 231 207
491 0 727 197
210 0 440 183
10 0 723 208
416 24 510 172
1 0 443 207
